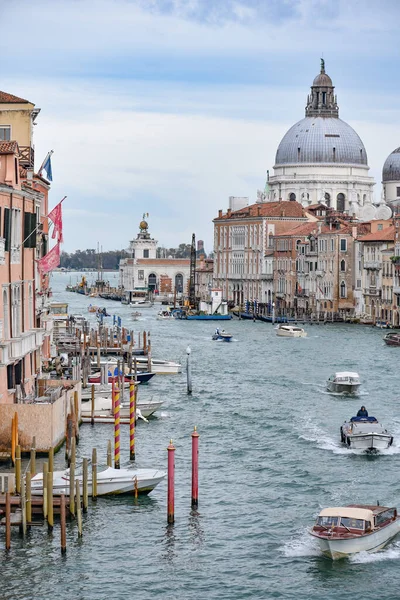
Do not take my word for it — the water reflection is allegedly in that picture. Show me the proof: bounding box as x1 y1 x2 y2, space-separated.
162 523 177 563
188 508 204 548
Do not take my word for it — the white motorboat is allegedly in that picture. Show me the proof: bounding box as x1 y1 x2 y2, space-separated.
81 395 163 422
340 416 393 451
157 310 174 320
327 372 361 394
90 355 181 375
276 325 307 338
130 300 153 308
31 466 166 496
310 505 400 559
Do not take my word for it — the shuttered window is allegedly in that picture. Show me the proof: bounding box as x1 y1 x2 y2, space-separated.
3 208 10 252
23 212 37 248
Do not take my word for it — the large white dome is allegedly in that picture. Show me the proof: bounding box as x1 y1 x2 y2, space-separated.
275 116 368 167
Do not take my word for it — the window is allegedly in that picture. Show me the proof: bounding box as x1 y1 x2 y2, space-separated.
289 193 296 201
340 281 346 298
397 187 400 198
341 518 365 530
337 193 345 212
340 259 346 271
324 192 331 207
331 239 334 252
143 249 149 258
0 126 10 141
378 224 383 231
317 516 339 527
340 239 347 252
138 270 144 280
357 279 362 288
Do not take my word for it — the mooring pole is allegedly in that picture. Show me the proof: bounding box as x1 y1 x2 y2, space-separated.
129 383 136 461
186 346 192 395
167 439 175 524
114 383 120 469
191 426 199 508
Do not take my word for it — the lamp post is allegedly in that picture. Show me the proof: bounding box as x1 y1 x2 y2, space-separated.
272 302 276 325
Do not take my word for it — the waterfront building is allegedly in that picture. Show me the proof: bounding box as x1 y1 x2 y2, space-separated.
213 199 308 306
195 257 214 302
260 60 380 219
0 90 52 403
119 218 191 299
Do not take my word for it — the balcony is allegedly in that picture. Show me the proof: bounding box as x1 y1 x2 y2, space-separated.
315 270 324 277
364 287 381 297
0 237 5 265
364 260 382 270
19 146 35 169
10 247 20 265
10 331 41 361
295 289 309 297
263 273 274 280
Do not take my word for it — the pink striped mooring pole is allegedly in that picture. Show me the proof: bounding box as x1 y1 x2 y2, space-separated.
191 426 199 507
114 383 120 469
129 383 136 461
167 439 175 524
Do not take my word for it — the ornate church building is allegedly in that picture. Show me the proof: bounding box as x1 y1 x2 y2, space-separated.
264 60 384 220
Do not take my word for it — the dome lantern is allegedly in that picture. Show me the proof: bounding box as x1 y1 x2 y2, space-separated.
305 59 339 118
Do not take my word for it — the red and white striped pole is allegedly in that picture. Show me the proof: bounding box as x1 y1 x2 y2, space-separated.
114 383 120 469
191 426 199 508
129 383 135 461
167 439 175 524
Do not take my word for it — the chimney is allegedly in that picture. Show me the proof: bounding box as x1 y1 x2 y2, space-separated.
352 226 357 239
318 221 322 234
218 209 222 218
227 208 232 217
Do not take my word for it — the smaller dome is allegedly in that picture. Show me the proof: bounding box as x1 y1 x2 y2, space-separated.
382 148 400 182
139 220 148 230
312 72 333 87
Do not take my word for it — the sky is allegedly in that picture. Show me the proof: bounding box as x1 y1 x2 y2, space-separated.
1 0 400 253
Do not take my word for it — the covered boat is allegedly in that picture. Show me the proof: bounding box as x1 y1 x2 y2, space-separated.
31 466 166 496
81 395 163 422
326 372 361 394
130 300 153 308
310 505 400 559
384 332 400 346
276 325 307 338
88 371 155 384
212 329 233 342
341 416 393 451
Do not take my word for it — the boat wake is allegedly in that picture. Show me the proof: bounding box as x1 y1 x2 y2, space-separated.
349 541 400 563
281 528 320 557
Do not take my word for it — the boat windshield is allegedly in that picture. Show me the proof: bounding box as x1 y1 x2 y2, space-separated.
317 516 339 527
336 376 359 383
317 516 365 529
341 517 365 530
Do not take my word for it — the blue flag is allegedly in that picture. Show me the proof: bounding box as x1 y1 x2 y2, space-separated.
42 154 53 181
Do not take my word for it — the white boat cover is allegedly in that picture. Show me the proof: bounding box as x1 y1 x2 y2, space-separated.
319 507 373 521
334 372 360 379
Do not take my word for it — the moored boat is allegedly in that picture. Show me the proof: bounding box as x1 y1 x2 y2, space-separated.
340 416 393 451
276 325 307 338
130 300 153 308
90 356 181 374
88 371 155 384
326 372 361 394
31 466 166 496
310 505 400 559
81 395 163 422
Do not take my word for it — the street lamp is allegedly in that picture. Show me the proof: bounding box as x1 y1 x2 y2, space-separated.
272 302 276 325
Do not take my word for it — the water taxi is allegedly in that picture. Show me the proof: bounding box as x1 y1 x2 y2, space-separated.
276 325 307 338
326 372 361 394
340 416 393 451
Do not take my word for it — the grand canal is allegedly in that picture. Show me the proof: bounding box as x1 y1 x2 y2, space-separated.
2 272 400 600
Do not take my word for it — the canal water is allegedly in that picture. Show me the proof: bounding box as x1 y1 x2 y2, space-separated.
2 271 400 600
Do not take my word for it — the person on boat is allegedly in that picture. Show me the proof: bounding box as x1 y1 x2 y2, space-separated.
215 328 219 335
357 406 368 417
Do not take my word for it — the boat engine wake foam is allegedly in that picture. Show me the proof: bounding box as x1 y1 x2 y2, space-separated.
349 541 400 563
281 528 320 557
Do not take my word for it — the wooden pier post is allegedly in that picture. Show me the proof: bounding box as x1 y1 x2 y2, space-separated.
21 475 27 537
26 472 32 528
69 462 75 518
167 439 175 524
48 447 54 475
76 480 83 538
74 391 80 442
47 471 54 532
71 436 76 467
15 445 21 494
82 458 88 513
191 426 199 508
129 383 136 461
91 384 95 425
134 357 137 382
114 383 120 469
92 448 97 501
5 492 11 550
43 462 48 519
143 331 147 353
30 438 36 476
134 475 138 500
60 494 67 555
107 440 112 467
186 346 192 395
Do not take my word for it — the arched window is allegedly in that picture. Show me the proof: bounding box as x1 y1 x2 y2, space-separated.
289 193 296 201
324 192 331 207
175 273 184 293
148 273 157 291
337 193 345 212
3 289 8 339
340 259 346 272
340 281 346 298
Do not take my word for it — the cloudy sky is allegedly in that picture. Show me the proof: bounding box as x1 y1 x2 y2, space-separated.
1 0 400 252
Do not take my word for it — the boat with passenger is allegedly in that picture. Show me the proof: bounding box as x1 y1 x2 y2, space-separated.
384 332 400 346
212 329 233 342
276 325 307 338
157 309 174 320
310 504 400 559
326 372 361 394
341 416 393 451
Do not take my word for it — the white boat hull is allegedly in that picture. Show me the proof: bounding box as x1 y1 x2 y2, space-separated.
31 467 166 496
345 433 392 451
327 382 361 394
130 302 153 308
276 329 307 338
312 520 400 559
81 397 163 421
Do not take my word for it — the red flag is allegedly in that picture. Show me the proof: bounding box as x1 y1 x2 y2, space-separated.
38 242 60 274
48 198 64 243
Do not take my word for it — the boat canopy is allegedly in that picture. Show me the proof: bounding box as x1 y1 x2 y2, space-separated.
350 416 378 423
319 507 374 521
334 372 359 379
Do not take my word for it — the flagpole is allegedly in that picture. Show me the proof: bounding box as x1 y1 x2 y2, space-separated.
18 196 66 249
38 150 54 177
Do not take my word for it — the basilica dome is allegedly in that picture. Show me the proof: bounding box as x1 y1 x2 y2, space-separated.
275 116 368 166
382 148 400 182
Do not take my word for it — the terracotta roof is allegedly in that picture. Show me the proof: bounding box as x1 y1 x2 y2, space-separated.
359 226 395 242
0 141 19 154
0 90 29 104
276 222 318 238
136 259 191 265
216 201 305 220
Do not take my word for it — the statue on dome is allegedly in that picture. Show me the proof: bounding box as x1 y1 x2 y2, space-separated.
139 212 149 231
320 58 325 73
